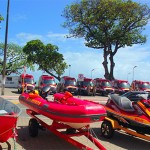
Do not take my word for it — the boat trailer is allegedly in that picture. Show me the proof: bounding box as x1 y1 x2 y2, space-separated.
26 109 106 150
101 117 150 141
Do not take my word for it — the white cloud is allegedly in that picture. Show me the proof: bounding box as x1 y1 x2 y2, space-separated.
15 33 44 45
107 45 150 83
62 44 150 84
12 14 27 22
11 31 150 84
63 51 104 79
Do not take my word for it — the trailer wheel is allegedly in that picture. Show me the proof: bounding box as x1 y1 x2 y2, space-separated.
101 120 114 139
28 118 39 137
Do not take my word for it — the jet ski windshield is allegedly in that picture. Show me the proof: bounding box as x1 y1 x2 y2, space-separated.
137 94 148 100
109 94 135 112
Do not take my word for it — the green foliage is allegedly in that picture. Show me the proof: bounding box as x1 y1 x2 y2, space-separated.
0 43 33 75
62 0 150 79
0 14 4 22
23 40 68 80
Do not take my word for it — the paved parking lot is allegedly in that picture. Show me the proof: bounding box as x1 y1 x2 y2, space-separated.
0 88 150 150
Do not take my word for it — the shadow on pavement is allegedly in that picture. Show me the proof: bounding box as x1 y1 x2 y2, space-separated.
16 125 78 150
11 90 20 95
92 127 150 150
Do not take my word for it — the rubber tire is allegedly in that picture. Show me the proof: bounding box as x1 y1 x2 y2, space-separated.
101 120 114 139
28 118 39 137
92 86 96 96
87 86 91 96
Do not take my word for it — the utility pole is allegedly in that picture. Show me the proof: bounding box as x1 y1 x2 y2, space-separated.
1 0 10 95
132 66 137 82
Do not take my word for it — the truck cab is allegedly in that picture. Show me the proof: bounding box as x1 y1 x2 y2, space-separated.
77 77 96 96
57 76 78 95
94 78 114 96
131 80 150 92
38 75 57 94
112 79 130 95
18 74 36 93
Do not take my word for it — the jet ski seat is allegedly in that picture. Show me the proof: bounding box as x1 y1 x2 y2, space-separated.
110 94 135 112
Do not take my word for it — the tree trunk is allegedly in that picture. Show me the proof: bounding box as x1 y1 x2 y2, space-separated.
102 49 109 79
109 53 115 80
45 70 61 81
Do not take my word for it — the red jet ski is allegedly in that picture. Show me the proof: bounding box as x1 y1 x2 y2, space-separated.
101 93 150 140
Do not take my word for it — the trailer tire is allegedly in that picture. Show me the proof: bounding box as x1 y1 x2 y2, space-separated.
29 118 39 137
101 120 114 139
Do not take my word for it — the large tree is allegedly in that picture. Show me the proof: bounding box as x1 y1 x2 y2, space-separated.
62 0 150 80
0 43 32 75
23 40 68 81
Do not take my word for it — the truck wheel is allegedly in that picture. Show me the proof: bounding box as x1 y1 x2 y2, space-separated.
56 84 61 93
101 120 114 139
92 86 96 96
87 86 91 96
28 118 39 137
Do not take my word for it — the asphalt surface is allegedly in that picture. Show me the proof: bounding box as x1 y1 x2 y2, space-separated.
0 88 150 150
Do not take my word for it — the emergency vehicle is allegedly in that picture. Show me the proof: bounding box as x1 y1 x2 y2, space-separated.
77 77 96 96
18 74 36 93
38 75 57 94
93 78 114 96
56 76 78 95
112 79 130 95
131 80 150 92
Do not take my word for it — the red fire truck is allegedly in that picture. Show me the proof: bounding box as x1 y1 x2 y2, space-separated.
38 75 57 94
131 80 150 92
57 76 78 95
93 78 114 96
77 77 96 96
18 74 36 93
112 79 130 95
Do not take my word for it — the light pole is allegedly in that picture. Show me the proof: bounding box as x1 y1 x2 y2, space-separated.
132 66 137 81
91 69 94 79
127 72 131 81
91 68 99 79
1 0 10 95
68 65 71 76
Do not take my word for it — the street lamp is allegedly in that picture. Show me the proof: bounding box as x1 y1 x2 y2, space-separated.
127 72 131 81
91 69 94 79
132 66 137 81
68 65 71 76
91 68 99 79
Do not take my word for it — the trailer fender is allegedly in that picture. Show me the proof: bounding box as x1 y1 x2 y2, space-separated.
104 117 120 129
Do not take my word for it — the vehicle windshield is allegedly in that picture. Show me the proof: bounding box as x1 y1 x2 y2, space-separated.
24 78 34 84
101 81 112 87
83 81 94 87
140 83 150 89
43 79 55 85
65 80 76 86
118 82 130 88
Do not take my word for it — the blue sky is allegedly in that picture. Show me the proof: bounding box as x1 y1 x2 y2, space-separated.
0 0 150 83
